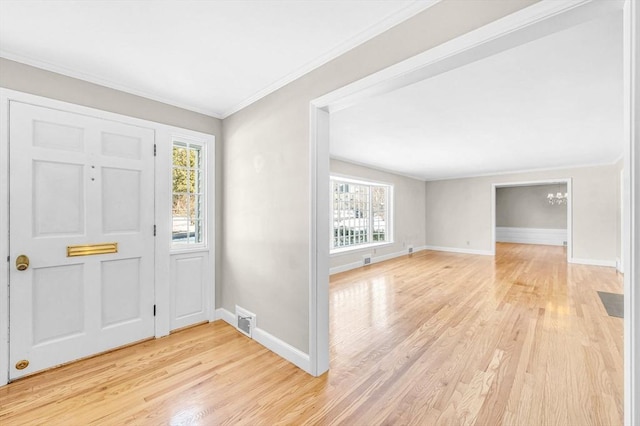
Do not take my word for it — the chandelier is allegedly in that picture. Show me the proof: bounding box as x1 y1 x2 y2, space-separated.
547 192 568 205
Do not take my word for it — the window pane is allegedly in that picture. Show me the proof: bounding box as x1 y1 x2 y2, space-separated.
173 168 188 193
172 219 188 242
173 194 188 217
188 220 203 243
188 195 202 221
195 170 203 194
187 170 201 194
189 147 201 169
173 145 187 167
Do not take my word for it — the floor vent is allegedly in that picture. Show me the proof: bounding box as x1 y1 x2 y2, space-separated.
235 305 256 338
408 245 414 254
363 254 372 265
597 291 623 318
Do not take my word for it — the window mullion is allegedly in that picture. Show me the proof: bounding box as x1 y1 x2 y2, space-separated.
367 185 372 244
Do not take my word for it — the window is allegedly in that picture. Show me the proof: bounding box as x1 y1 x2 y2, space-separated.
172 140 205 245
331 177 392 251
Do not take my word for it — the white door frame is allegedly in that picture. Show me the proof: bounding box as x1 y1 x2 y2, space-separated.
0 88 216 386
623 0 638 422
490 179 573 259
309 0 636 422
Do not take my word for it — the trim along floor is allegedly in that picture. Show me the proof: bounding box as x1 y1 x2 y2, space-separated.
0 243 623 424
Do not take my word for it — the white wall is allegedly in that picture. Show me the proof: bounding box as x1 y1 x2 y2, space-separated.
329 159 426 273
222 0 539 353
425 164 619 264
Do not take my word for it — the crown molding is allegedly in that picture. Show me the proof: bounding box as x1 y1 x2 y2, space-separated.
331 155 623 183
424 159 623 182
330 155 428 182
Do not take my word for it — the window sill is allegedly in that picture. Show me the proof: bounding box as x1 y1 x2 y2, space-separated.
330 241 393 256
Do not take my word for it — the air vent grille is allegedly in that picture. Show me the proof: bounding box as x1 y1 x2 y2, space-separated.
238 316 251 336
235 305 255 338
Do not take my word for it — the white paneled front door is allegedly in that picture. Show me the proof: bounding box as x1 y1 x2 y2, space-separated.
9 101 155 380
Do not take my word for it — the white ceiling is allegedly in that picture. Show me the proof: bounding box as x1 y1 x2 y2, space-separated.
0 0 436 118
330 12 624 181
0 2 624 181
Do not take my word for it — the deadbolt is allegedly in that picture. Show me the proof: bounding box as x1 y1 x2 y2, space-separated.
16 255 29 271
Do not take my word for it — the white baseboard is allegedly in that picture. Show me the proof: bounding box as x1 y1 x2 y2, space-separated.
330 260 363 275
329 246 427 275
616 258 624 274
496 227 567 246
252 328 311 373
424 245 494 256
569 258 616 268
215 307 236 324
215 308 311 374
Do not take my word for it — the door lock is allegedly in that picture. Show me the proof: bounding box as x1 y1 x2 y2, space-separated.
15 255 29 271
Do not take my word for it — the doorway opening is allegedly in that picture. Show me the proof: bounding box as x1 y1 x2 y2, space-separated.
492 180 572 262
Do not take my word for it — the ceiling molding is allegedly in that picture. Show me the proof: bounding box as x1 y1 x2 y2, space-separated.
0 49 224 119
330 155 429 182
331 155 622 183
423 159 623 182
220 0 442 118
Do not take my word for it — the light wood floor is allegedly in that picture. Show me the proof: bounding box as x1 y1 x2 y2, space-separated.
0 243 623 425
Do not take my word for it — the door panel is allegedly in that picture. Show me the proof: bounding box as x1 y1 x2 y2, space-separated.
32 264 85 345
101 132 142 160
33 120 84 152
33 161 85 236
170 252 208 330
9 101 155 380
102 167 141 233
101 258 141 327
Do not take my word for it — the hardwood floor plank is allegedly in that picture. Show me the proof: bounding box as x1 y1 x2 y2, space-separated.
0 243 623 425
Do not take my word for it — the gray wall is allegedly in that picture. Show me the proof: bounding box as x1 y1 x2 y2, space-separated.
330 159 426 270
496 184 567 229
0 57 225 305
425 164 619 262
222 0 538 353
0 58 219 134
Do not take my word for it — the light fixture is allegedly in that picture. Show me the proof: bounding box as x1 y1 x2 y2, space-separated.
547 192 568 205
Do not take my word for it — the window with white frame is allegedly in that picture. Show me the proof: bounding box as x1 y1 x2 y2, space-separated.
331 177 392 251
172 140 205 245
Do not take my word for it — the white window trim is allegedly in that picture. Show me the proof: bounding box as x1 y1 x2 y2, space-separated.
330 174 394 254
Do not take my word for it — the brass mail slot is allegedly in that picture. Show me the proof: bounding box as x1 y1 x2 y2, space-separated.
67 242 118 257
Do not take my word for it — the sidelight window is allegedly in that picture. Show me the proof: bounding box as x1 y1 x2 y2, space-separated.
172 140 205 245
